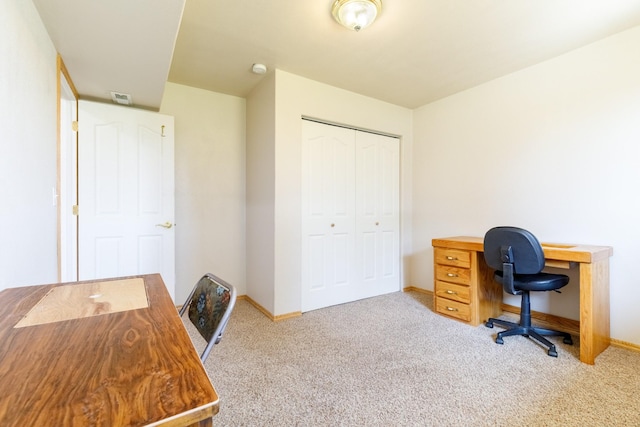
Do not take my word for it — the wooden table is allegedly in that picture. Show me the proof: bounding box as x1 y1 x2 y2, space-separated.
0 274 218 426
432 236 613 365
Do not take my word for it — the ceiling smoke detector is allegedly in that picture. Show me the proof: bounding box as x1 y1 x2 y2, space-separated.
252 63 267 74
110 91 133 106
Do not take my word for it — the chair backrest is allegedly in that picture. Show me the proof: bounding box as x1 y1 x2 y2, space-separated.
179 273 237 362
483 226 546 275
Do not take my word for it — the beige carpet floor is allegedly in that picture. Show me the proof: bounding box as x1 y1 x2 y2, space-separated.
190 291 640 426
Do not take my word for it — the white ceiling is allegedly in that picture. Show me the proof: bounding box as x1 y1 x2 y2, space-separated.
34 0 640 110
33 0 185 109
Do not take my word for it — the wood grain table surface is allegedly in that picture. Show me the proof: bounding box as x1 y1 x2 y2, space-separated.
0 274 218 426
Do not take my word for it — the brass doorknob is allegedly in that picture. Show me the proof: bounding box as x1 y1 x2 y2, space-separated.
155 221 173 229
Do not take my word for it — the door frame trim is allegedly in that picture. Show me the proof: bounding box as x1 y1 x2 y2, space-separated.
57 54 79 282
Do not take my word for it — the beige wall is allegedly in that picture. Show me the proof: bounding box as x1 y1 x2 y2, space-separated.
411 25 640 345
160 82 246 303
246 72 277 312
0 1 58 290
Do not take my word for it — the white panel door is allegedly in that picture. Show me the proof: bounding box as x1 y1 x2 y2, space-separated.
78 101 176 299
355 131 400 297
301 121 356 312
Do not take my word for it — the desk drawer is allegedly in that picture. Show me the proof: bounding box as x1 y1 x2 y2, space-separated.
435 280 471 304
435 297 471 322
435 264 471 285
434 248 471 268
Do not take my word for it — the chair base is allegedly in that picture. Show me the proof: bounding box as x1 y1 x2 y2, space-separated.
486 317 573 357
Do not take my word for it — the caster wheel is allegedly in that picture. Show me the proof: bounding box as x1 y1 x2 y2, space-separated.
495 336 504 345
548 347 558 357
485 321 494 328
563 336 573 345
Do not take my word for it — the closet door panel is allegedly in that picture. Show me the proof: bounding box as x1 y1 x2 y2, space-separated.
302 121 356 312
308 235 325 291
378 135 400 288
359 141 378 216
379 137 399 217
356 131 400 296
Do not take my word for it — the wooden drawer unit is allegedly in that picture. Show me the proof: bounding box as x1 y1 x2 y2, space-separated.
435 264 471 286
434 280 470 304
435 296 471 322
432 242 502 326
434 247 470 268
434 247 473 323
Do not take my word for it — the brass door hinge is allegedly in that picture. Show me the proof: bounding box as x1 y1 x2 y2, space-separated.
72 121 78 132
72 205 79 215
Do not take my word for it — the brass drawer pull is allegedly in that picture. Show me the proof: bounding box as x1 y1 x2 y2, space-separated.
446 273 457 277
446 256 457 260
445 290 457 295
446 306 459 312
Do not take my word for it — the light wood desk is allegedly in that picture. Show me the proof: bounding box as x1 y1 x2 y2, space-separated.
0 274 218 426
432 236 613 365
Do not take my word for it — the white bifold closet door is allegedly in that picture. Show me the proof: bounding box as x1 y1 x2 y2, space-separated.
301 119 400 312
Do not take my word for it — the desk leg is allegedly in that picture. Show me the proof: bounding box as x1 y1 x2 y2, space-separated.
579 259 610 364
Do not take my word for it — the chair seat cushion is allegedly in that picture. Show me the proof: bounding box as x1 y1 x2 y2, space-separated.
495 271 569 292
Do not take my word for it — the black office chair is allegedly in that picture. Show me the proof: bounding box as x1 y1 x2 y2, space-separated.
483 226 573 357
180 273 237 362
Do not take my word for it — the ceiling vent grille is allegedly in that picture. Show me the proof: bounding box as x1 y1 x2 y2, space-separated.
110 91 133 106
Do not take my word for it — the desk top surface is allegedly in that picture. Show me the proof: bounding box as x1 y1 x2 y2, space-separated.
432 236 613 263
0 274 218 427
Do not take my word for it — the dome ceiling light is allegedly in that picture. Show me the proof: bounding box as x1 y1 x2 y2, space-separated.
331 0 382 32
